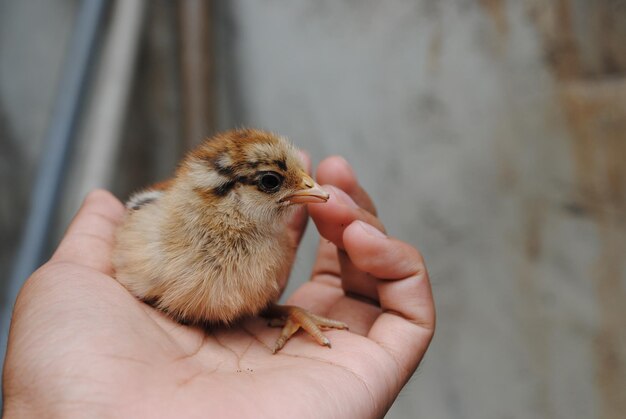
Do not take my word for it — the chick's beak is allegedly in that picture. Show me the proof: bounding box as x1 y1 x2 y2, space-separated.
280 174 329 204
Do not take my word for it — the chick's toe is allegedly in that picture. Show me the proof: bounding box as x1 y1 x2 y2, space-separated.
266 305 348 353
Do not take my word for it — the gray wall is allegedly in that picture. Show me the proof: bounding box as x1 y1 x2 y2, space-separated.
215 1 626 418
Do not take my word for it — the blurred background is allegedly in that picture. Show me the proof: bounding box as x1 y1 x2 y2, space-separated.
1 0 625 417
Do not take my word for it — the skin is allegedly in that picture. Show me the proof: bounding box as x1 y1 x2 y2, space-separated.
2 156 435 419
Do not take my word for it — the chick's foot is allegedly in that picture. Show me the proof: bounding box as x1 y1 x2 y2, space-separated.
265 304 348 354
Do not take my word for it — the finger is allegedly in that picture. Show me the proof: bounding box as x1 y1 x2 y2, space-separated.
51 189 126 275
285 206 308 247
287 282 380 337
286 281 344 314
324 296 381 336
343 221 435 381
308 185 384 298
285 150 312 247
277 150 312 292
316 156 377 215
310 240 342 282
338 249 379 301
313 157 380 298
297 149 312 174
308 185 384 250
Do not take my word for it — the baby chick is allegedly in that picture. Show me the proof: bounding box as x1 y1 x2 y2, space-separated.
113 129 347 353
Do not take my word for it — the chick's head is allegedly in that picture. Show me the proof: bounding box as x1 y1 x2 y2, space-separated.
182 129 328 225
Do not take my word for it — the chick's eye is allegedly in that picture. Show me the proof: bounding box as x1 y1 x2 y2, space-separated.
258 171 283 193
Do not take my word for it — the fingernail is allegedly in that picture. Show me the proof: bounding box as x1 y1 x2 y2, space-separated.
355 220 386 238
328 185 359 208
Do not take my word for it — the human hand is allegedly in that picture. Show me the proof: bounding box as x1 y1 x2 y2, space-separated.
2 156 435 418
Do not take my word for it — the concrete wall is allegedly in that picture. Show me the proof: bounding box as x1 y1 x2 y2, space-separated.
215 1 626 418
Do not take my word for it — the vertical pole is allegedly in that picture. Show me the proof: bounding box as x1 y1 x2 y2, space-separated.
0 0 107 403
179 0 215 150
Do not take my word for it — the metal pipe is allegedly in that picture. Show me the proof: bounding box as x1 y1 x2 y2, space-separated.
70 0 147 209
1 0 107 398
179 0 215 149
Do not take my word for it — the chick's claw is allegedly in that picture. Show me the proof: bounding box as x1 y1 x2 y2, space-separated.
267 305 348 353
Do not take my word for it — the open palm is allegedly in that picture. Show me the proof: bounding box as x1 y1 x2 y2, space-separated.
3 157 434 418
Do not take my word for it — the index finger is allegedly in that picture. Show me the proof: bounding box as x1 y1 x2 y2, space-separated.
284 149 312 247
51 189 126 275
316 156 377 216
308 185 384 250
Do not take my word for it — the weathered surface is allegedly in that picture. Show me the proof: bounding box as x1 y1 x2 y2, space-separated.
215 1 626 418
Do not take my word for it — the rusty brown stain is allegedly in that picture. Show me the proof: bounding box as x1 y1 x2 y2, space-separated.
560 81 626 419
528 0 626 79
524 200 543 260
427 19 443 75
592 228 626 419
517 198 555 418
588 0 626 76
527 0 581 79
480 0 509 37
492 129 517 190
529 1 626 416
560 82 626 213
